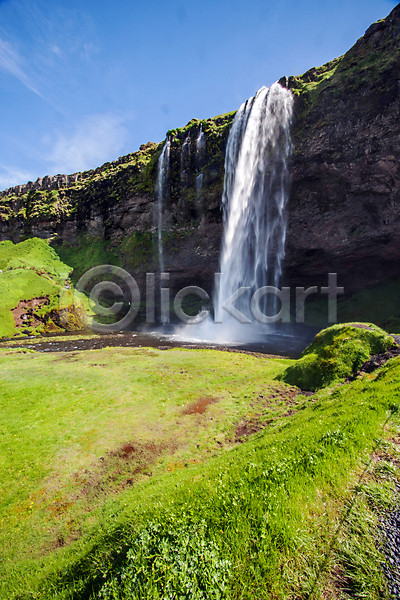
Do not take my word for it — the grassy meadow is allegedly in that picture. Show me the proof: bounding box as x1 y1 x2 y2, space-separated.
0 328 399 599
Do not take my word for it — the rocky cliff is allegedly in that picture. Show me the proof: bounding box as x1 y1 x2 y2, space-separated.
283 3 400 293
1 4 400 306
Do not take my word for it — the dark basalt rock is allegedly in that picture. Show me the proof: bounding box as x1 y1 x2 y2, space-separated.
285 4 400 293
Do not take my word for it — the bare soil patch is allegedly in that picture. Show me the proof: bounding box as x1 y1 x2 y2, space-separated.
182 396 218 415
233 384 300 442
12 297 49 328
354 336 400 377
79 440 175 499
43 439 177 553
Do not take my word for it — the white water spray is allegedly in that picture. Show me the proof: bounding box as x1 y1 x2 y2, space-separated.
156 138 171 272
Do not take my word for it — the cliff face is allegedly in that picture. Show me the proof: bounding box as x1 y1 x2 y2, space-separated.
1 5 400 299
283 3 400 292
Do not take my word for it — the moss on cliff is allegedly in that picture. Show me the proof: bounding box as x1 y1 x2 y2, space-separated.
166 112 235 218
297 279 400 333
0 143 161 228
53 235 122 284
0 111 234 238
120 231 154 270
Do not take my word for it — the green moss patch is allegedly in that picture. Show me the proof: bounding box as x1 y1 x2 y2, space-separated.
0 238 86 338
0 238 71 281
52 235 122 285
279 322 396 391
303 279 400 332
119 231 153 270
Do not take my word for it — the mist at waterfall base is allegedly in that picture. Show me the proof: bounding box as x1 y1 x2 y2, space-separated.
147 82 318 357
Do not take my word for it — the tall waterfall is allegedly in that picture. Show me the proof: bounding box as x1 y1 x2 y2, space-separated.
156 138 170 272
215 82 293 325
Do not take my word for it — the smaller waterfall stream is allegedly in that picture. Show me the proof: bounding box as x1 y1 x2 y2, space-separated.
156 138 171 272
195 125 206 203
180 134 191 191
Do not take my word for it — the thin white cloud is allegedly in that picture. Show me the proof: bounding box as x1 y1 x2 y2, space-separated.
0 166 37 190
0 37 42 96
46 113 130 175
0 2 101 109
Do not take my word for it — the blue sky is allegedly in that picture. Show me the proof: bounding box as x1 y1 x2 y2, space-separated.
0 0 396 190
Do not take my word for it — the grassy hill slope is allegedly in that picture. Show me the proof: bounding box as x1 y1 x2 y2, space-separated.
0 325 399 599
0 238 86 338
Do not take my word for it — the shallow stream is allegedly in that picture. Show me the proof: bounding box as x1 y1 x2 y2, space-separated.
0 324 318 358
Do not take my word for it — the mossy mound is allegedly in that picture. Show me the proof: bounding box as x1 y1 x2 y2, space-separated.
0 238 86 338
279 323 396 391
0 238 71 280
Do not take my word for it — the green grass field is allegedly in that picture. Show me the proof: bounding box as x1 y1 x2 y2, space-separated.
0 326 399 599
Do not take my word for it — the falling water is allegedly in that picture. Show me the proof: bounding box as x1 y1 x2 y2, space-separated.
180 134 191 190
195 173 204 199
156 138 171 272
162 82 295 348
195 124 206 203
215 82 293 325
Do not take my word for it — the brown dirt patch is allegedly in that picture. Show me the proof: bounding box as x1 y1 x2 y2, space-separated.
78 440 176 500
235 419 273 439
233 384 301 442
39 438 179 554
182 396 218 415
42 438 177 553
359 349 400 373
12 297 49 328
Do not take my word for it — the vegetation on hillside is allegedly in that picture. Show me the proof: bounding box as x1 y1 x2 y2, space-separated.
0 9 400 597
0 145 160 224
0 238 86 337
300 279 400 333
0 325 399 599
0 111 234 236
280 322 396 390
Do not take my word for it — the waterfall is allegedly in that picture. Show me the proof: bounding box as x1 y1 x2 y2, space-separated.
195 125 206 203
215 82 293 324
172 81 294 346
156 138 171 272
180 134 191 190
